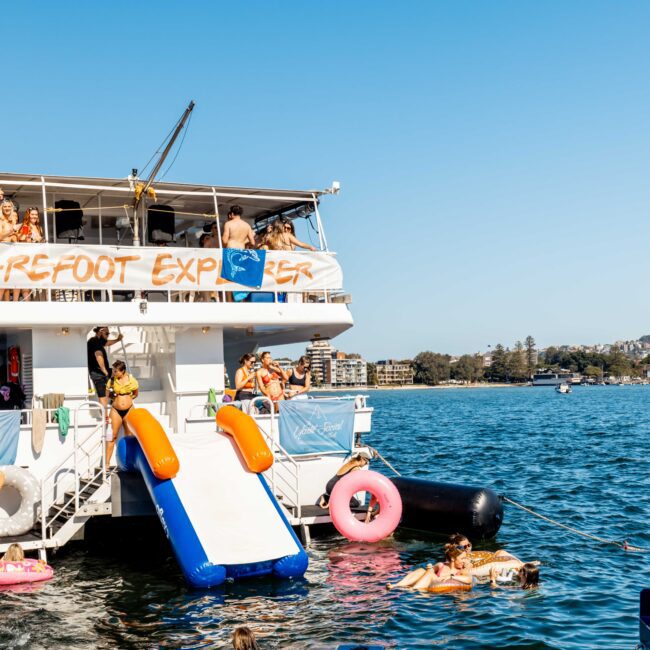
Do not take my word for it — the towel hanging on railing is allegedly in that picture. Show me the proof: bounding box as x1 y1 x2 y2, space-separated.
0 411 21 464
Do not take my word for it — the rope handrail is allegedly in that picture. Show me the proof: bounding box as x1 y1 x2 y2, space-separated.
46 204 219 219
502 495 647 553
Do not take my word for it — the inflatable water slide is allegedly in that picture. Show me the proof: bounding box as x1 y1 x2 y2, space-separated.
117 406 308 587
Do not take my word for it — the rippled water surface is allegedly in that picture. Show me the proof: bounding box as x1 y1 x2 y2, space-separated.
2 386 648 649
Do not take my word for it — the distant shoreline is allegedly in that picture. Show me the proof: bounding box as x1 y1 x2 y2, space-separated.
311 382 521 392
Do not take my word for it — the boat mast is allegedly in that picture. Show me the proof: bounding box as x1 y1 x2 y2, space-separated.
132 100 195 246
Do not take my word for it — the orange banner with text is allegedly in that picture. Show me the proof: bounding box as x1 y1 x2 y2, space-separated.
0 244 343 291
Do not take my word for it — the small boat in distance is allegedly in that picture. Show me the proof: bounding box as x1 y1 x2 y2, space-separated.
555 383 571 394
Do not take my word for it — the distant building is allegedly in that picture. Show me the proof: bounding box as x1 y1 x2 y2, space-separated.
326 357 367 387
305 338 367 387
375 359 414 385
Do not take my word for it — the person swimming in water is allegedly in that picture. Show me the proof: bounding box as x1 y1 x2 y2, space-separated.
489 562 540 589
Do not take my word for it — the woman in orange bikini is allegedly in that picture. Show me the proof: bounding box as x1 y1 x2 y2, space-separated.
234 353 257 402
256 351 289 412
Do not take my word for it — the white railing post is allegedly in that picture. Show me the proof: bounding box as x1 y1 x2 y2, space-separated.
312 194 328 252
40 478 47 543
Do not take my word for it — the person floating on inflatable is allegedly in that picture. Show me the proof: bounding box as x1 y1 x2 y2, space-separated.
386 542 472 592
447 533 540 582
0 543 54 585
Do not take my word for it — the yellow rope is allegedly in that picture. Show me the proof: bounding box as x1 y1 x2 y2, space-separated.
503 496 647 553
46 204 131 213
46 205 218 219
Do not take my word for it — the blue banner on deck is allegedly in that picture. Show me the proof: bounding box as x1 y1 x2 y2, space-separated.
0 411 21 465
220 249 267 288
279 399 355 455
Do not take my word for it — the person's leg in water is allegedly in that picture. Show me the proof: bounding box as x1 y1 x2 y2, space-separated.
386 565 431 590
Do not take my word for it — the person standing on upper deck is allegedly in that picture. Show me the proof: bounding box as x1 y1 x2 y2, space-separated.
221 205 255 249
87 327 124 418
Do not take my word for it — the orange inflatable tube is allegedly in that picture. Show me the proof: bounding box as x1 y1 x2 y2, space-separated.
216 405 273 473
126 408 180 480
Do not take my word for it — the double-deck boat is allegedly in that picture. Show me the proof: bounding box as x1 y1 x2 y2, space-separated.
0 169 503 587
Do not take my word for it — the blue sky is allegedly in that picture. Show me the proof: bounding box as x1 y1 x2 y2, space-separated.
4 2 650 359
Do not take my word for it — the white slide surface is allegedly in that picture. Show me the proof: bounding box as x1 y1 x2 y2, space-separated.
169 431 300 565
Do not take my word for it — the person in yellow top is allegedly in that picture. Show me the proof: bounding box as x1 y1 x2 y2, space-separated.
105 360 139 463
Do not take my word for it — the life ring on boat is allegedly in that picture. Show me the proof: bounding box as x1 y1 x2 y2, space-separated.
0 466 39 537
0 559 53 585
329 470 402 543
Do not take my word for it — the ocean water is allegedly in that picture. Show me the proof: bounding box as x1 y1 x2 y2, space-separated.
1 386 648 649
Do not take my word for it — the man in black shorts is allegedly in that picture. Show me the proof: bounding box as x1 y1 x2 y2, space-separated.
87 326 123 416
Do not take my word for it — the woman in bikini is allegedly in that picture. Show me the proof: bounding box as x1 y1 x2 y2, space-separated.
386 543 472 590
106 360 139 463
234 353 257 402
255 351 289 412
16 207 44 302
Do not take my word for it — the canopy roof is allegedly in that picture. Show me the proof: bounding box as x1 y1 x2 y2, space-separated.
0 172 329 222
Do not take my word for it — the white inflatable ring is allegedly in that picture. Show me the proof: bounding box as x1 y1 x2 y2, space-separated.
0 466 39 536
329 470 402 543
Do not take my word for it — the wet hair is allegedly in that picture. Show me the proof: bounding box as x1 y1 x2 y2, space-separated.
519 563 540 589
229 205 243 217
232 626 259 650
2 543 24 562
239 353 256 365
448 532 470 546
112 360 127 373
298 355 310 368
443 543 465 563
199 233 209 247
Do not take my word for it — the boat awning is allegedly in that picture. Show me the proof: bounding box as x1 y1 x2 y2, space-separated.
0 172 327 222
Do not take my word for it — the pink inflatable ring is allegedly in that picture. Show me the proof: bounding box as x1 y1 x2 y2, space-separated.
329 470 402 542
0 558 54 585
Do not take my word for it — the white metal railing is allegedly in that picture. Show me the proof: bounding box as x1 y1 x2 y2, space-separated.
38 401 106 545
5 288 337 304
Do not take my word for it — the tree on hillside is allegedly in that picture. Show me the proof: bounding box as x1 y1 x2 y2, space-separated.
508 341 527 381
525 335 536 377
451 354 484 383
413 351 451 385
584 365 603 378
639 335 650 344
487 344 508 382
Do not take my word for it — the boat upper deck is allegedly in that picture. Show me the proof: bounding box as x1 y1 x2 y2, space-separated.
0 173 352 341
